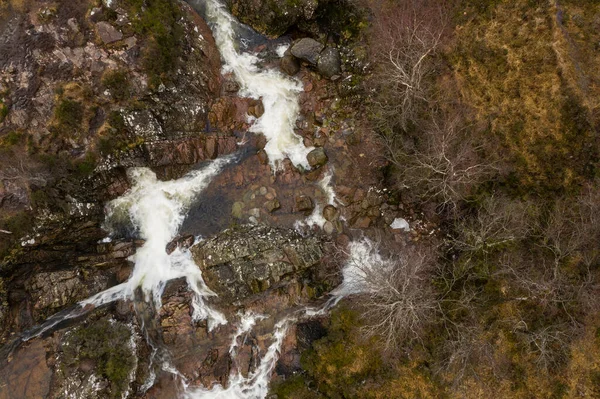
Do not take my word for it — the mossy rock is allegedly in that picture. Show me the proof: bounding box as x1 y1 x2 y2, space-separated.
228 0 321 37
58 317 138 398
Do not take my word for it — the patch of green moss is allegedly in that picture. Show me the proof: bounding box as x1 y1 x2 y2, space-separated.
314 0 369 44
0 101 8 123
271 374 320 399
64 318 136 398
297 307 382 396
0 131 22 147
125 0 183 87
0 211 35 261
102 70 131 102
55 98 83 131
98 111 144 156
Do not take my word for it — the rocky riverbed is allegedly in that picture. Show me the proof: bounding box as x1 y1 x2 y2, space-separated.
0 0 425 398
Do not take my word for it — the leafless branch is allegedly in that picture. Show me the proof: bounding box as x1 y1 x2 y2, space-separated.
345 241 438 350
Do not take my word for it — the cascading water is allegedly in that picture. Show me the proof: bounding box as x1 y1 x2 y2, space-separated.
20 156 233 343
189 0 313 170
8 2 387 398
93 156 233 328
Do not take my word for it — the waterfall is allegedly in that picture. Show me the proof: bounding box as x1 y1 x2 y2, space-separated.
10 2 362 398
192 0 313 170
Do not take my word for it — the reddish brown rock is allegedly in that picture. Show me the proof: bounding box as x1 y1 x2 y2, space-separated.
0 340 51 399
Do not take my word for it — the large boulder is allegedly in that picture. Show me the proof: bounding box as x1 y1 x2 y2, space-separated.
95 21 123 44
291 38 324 65
307 147 328 168
280 53 301 76
317 46 342 78
191 224 323 301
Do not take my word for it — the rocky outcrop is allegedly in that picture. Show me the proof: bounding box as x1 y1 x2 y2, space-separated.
192 224 323 302
26 269 109 321
0 0 225 218
286 39 341 79
0 311 147 399
51 316 144 399
228 0 324 37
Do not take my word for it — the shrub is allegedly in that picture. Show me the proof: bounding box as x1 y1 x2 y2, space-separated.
101 70 130 101
125 0 183 86
55 98 83 130
1 131 21 147
0 101 8 123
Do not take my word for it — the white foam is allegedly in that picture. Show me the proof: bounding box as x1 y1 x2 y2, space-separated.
202 0 313 170
229 312 267 356
82 157 232 329
331 238 390 300
185 318 293 399
275 43 289 58
294 169 338 231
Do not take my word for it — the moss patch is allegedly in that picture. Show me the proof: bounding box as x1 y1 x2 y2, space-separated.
101 69 131 102
54 98 84 131
62 318 136 398
125 0 183 87
0 101 8 123
272 307 441 398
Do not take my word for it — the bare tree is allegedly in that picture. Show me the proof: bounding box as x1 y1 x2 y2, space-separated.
385 113 496 209
450 195 533 256
537 189 600 278
369 0 446 131
345 241 438 350
436 321 496 388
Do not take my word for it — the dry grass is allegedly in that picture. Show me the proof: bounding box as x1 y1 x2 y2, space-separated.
0 0 28 12
451 0 596 193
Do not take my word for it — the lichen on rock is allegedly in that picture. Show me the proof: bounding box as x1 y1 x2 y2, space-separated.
191 224 324 301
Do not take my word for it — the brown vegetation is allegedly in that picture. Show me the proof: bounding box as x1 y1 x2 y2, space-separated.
279 0 600 397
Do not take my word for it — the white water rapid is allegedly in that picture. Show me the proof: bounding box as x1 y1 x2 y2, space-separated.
85 156 233 329
197 0 313 170
20 157 233 343
11 2 384 398
294 168 338 231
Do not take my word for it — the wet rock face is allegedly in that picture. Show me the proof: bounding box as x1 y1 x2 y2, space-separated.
191 224 323 301
228 0 323 37
27 270 96 321
0 339 52 399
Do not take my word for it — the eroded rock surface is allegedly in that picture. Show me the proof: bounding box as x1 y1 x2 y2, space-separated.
192 224 323 301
